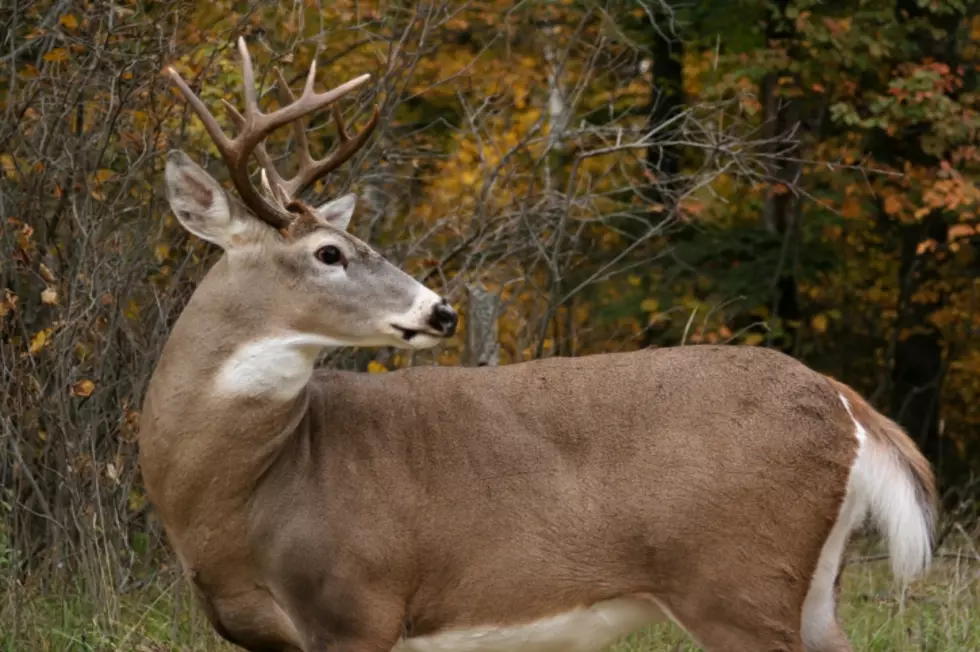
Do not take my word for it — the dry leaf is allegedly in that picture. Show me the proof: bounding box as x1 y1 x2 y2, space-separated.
812 314 829 334
0 289 17 318
883 195 902 216
948 224 976 241
39 262 56 283
367 361 388 373
916 238 937 255
41 287 59 305
29 328 52 354
71 379 96 397
43 48 70 63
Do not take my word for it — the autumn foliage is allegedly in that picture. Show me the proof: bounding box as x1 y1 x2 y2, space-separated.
1 0 978 591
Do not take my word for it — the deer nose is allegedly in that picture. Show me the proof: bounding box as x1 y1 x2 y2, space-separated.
428 300 458 337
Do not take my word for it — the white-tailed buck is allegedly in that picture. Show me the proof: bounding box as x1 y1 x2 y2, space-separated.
141 37 937 652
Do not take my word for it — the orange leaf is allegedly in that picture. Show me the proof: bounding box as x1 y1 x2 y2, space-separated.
367 361 388 373
883 195 902 216
841 198 862 219
916 238 937 255
72 379 96 397
948 224 976 241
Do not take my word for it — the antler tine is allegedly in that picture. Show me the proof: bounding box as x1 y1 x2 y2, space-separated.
269 69 381 201
166 36 375 229
221 100 291 208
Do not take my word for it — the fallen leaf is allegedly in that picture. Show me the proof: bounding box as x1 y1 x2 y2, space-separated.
41 287 59 305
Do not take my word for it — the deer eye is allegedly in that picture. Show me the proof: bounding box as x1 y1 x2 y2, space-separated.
315 245 345 267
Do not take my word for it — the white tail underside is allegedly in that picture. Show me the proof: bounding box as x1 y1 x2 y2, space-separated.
803 394 933 648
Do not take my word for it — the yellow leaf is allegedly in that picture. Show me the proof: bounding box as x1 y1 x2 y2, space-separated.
811 313 829 334
71 379 96 397
39 263 56 283
154 243 170 262
640 298 659 313
627 275 642 287
0 154 16 180
29 328 52 354
367 361 388 373
124 300 140 320
41 287 59 305
883 195 902 216
93 168 115 184
59 14 79 30
43 48 70 63
743 333 765 346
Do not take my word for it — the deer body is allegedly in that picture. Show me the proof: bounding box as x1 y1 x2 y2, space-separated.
141 38 936 652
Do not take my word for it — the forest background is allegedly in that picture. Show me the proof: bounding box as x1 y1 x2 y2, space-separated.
2 0 979 649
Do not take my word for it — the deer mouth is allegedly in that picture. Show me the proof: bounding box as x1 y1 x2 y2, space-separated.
391 325 420 341
390 324 446 343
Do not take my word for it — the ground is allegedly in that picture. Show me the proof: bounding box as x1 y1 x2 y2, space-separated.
3 536 979 652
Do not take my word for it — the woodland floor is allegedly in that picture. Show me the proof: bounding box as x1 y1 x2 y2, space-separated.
3 535 979 652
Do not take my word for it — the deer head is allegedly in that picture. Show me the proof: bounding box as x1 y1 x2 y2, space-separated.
163 38 457 352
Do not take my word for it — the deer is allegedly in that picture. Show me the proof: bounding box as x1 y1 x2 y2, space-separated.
140 37 937 652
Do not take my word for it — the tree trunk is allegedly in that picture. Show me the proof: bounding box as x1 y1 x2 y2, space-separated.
760 0 802 355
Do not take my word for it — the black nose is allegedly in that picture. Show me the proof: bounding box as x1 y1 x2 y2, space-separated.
428 300 458 337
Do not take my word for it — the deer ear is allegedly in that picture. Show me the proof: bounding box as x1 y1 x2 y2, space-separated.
164 150 260 249
311 194 356 231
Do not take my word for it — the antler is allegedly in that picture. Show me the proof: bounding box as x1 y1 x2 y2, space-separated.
166 37 379 229
250 69 380 208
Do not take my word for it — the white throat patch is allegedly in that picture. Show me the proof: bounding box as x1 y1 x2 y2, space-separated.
214 333 348 400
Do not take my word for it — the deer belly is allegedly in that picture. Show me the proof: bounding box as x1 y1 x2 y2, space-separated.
394 598 664 652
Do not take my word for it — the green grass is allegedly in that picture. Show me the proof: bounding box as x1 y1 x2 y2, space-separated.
3 539 978 651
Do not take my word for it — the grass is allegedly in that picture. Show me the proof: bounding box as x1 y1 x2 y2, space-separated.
2 536 978 652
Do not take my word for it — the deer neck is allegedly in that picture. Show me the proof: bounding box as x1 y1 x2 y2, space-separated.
142 256 328 495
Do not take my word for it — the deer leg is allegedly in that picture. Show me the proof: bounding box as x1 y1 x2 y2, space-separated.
307 640 397 652
681 615 805 652
658 585 808 652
